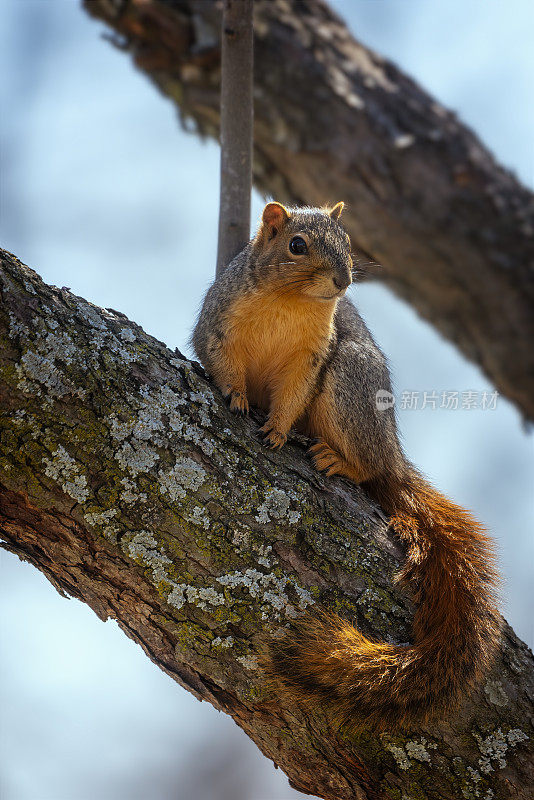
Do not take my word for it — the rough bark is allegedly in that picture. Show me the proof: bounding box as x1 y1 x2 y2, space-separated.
216 0 253 275
1 248 532 800
83 0 534 420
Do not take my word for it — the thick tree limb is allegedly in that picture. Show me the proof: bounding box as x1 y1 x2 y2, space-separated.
83 0 534 420
1 248 532 799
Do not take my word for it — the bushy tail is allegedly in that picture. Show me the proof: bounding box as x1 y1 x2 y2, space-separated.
268 468 501 728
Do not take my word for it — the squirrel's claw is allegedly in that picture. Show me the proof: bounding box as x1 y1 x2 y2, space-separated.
228 390 249 416
264 431 287 449
261 421 287 449
309 440 342 475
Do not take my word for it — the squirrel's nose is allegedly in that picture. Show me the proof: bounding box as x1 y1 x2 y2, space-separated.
333 272 352 291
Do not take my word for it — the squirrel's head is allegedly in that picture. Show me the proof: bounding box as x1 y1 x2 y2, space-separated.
252 202 353 301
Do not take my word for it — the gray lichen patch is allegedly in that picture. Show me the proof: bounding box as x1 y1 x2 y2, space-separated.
256 543 273 567
185 505 210 530
123 511 316 623
255 487 301 525
115 440 160 477
459 766 497 800
181 420 216 456
119 327 136 342
84 508 119 541
84 508 117 526
107 380 217 482
158 456 207 502
77 298 110 331
126 530 174 584
404 738 436 763
383 736 438 774
386 744 412 771
473 727 529 774
211 635 234 649
216 567 314 619
7 287 147 405
17 348 77 401
119 477 147 504
43 446 90 503
122 529 228 615
185 369 215 406
236 654 259 671
109 384 186 445
168 583 226 612
229 526 275 568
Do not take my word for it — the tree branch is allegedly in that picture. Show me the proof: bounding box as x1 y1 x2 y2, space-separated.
83 0 534 420
216 0 253 275
1 248 532 799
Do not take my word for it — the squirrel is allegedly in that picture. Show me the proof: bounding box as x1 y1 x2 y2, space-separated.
192 201 501 728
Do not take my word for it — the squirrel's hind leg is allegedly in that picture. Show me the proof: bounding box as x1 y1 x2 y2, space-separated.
309 440 372 484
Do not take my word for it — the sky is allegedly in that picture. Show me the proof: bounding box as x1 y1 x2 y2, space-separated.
1 2 533 799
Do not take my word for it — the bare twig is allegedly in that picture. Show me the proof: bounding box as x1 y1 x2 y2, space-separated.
216 0 253 276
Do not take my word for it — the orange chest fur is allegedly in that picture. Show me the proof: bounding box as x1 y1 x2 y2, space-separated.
224 289 334 406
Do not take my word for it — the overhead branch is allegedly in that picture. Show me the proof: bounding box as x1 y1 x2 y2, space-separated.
83 0 534 419
1 248 533 799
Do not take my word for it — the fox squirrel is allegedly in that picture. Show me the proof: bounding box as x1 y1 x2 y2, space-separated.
192 201 501 728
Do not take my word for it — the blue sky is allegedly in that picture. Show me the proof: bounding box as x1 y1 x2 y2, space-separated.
1 2 533 799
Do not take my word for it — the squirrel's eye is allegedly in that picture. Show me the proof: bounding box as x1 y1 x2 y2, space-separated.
289 236 308 255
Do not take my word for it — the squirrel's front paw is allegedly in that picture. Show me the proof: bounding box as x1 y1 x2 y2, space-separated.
227 389 249 416
260 420 287 450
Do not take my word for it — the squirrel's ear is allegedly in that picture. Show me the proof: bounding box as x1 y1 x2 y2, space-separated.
262 202 290 236
329 202 344 221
